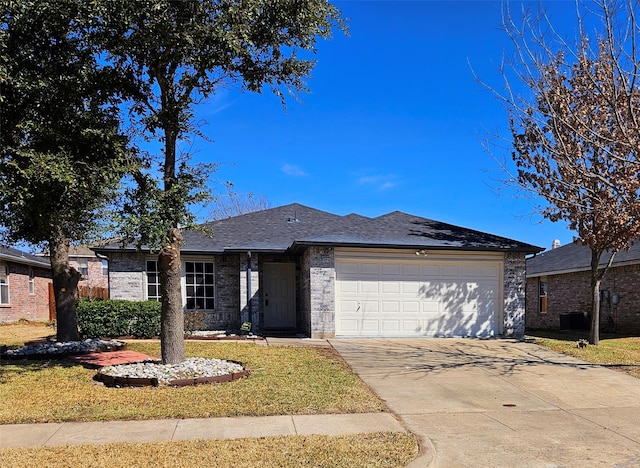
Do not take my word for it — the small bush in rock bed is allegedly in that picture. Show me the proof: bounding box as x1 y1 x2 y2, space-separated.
77 300 161 339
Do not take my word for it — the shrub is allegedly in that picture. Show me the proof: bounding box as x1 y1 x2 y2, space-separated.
77 300 161 338
184 310 207 334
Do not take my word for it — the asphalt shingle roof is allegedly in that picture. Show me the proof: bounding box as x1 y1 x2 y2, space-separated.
526 241 640 277
96 203 543 254
0 246 51 268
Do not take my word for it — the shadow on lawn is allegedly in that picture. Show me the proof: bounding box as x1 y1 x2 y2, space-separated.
0 356 84 383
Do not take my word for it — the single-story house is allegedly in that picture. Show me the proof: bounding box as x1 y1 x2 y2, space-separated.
94 203 543 339
526 241 640 334
0 246 52 323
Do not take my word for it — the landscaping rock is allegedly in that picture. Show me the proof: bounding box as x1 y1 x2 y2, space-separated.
1 338 125 358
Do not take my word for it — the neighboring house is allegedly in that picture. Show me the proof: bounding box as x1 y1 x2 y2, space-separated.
0 246 52 323
526 241 640 334
94 203 542 338
68 245 109 297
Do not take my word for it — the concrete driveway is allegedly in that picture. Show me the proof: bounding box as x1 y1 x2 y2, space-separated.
330 338 640 467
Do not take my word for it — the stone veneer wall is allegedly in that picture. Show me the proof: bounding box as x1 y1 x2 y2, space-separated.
239 253 259 331
108 253 146 300
503 252 527 338
302 246 335 339
210 254 240 330
108 252 241 331
526 263 640 334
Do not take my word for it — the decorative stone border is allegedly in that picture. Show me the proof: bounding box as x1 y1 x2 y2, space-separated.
0 340 126 360
94 368 251 388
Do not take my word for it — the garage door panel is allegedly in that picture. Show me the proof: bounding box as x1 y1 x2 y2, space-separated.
422 265 441 277
402 264 421 276
381 263 401 275
442 265 461 277
361 263 380 275
361 320 380 332
338 262 359 274
382 320 400 332
361 301 379 313
335 255 501 338
403 301 420 313
482 266 499 277
422 301 440 313
339 319 359 333
338 280 358 293
402 282 420 294
402 320 421 333
339 300 359 313
361 282 379 293
381 301 400 313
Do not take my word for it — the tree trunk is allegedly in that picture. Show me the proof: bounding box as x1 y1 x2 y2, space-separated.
49 233 81 342
589 250 602 345
159 227 185 364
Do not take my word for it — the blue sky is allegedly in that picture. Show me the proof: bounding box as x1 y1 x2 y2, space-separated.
188 0 585 251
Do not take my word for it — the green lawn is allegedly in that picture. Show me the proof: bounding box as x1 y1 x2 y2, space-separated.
0 331 385 424
527 330 640 379
0 322 418 467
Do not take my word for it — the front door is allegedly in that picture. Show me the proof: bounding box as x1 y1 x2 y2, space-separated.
263 262 296 329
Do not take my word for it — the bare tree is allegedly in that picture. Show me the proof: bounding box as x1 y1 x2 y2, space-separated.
211 182 271 220
487 0 640 344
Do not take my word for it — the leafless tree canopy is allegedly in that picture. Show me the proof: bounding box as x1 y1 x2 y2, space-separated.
211 182 271 220
488 0 640 343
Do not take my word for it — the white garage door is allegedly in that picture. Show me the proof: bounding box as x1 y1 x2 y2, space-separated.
335 250 502 337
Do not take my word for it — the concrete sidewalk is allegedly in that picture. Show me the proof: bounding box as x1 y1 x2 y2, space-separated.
0 412 405 448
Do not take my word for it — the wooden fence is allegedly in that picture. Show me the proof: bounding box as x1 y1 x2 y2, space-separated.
48 284 109 320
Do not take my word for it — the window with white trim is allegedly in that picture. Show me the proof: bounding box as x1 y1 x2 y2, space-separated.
539 279 548 314
0 263 9 304
77 258 89 277
185 261 214 310
101 259 108 276
146 260 161 301
28 267 35 295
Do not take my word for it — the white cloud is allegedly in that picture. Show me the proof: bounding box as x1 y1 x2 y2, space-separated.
357 174 398 190
281 164 308 177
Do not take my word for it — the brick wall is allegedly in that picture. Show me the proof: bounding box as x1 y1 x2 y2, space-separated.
526 263 640 334
69 256 108 290
0 262 51 323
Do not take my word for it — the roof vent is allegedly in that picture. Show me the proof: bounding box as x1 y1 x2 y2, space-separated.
287 211 300 223
552 239 561 249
